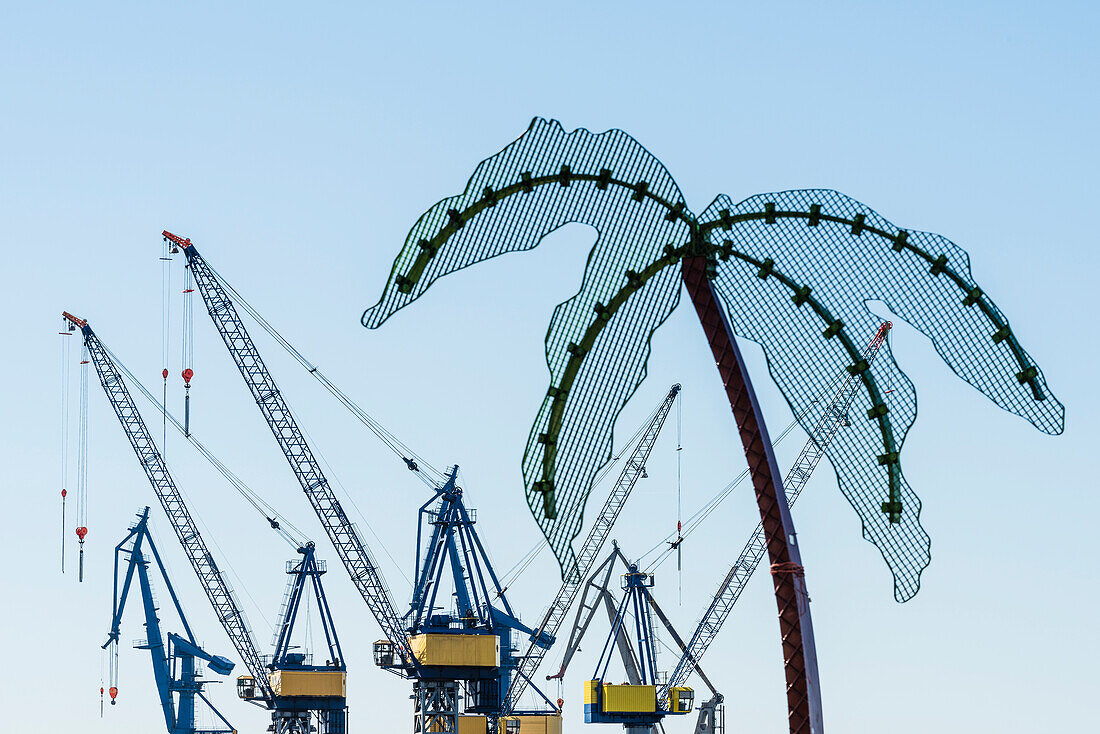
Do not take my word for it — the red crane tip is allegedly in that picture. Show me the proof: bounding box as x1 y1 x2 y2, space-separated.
61 311 87 328
161 230 192 248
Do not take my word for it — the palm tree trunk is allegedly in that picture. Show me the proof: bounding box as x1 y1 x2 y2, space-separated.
681 256 824 734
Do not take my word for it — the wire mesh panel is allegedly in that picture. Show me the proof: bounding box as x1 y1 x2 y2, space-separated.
363 119 691 575
701 190 1063 599
363 119 1064 600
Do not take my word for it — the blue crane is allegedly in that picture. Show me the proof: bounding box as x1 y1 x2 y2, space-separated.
264 542 348 734
583 564 694 733
393 465 555 722
166 231 560 732
104 506 236 734
64 311 349 734
507 385 681 713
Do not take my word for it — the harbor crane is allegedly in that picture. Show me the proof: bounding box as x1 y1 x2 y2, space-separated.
245 542 348 734
504 384 682 716
104 506 236 734
64 311 349 734
166 231 559 732
576 322 892 730
551 542 723 734
584 563 695 733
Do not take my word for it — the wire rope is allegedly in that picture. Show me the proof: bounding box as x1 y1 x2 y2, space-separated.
204 262 444 487
103 344 306 548
498 395 669 588
635 366 853 572
59 327 71 572
161 238 172 464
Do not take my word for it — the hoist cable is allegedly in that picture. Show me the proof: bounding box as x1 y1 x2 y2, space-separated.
103 344 306 548
204 262 443 486
60 329 71 572
676 392 683 604
161 239 172 462
77 345 90 581
638 367 852 572
181 264 195 436
182 266 195 373
499 397 672 588
78 347 89 527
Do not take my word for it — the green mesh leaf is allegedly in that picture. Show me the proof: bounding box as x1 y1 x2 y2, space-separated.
701 190 1063 600
363 118 690 575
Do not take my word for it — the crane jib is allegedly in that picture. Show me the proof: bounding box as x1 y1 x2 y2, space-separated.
180 242 414 669
504 383 681 711
73 319 274 703
658 322 891 698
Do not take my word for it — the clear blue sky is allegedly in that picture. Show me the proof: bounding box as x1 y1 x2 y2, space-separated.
2 2 1096 732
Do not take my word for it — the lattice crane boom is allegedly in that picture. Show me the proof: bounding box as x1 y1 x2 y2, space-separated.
504 383 680 711
62 311 273 701
659 322 891 697
166 233 413 669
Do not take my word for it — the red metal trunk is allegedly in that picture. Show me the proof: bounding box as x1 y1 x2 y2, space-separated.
681 257 823 734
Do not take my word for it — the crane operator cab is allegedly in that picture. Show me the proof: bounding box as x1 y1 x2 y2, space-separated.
373 640 395 668
237 676 260 701
583 681 695 725
499 714 564 734
670 686 695 713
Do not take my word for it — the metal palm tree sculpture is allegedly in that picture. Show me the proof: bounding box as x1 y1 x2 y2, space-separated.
363 119 1063 732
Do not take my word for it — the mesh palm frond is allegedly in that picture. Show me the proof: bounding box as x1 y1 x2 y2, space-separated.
363 118 691 574
363 119 1064 598
700 190 1063 600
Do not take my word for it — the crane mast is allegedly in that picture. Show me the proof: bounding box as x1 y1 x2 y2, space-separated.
166 232 412 669
659 322 892 698
505 383 681 710
104 507 236 734
62 311 273 701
